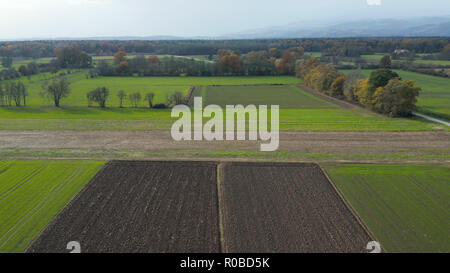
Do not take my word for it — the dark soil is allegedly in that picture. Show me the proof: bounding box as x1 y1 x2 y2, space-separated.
219 162 372 253
27 161 220 253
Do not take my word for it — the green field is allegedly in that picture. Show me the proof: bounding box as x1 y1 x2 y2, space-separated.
0 83 442 131
0 160 105 252
341 69 450 120
4 74 302 107
361 54 385 61
411 59 450 66
202 85 337 109
326 164 450 253
305 52 322 57
0 57 54 69
361 54 450 66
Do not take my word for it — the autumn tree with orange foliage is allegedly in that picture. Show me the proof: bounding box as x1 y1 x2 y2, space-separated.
219 53 242 75
296 57 320 79
146 55 160 64
330 76 345 98
116 61 130 75
114 50 127 66
276 47 304 75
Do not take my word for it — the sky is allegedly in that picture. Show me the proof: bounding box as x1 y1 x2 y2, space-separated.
0 0 449 39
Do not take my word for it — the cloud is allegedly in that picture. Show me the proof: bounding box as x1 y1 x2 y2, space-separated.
367 0 381 5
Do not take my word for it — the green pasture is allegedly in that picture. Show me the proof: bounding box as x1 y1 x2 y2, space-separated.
326 163 450 253
202 85 336 109
0 160 105 253
2 75 302 107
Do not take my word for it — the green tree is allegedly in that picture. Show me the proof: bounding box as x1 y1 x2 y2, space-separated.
372 79 420 117
18 65 28 77
243 51 273 75
441 44 450 60
41 77 71 107
368 68 400 90
17 82 27 106
1 56 13 68
379 55 392 68
87 87 109 108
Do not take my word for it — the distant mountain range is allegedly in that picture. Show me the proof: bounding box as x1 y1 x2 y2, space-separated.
6 16 450 41
225 16 450 39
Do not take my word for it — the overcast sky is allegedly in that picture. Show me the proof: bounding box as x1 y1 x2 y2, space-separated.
1 0 449 39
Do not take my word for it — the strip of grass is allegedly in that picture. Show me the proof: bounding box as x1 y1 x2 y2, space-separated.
324 163 450 252
0 160 105 253
1 149 447 163
203 85 337 109
0 107 441 131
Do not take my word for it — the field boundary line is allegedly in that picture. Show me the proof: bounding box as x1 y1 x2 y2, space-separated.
24 161 108 252
0 166 85 249
185 85 196 105
319 165 387 253
216 162 227 253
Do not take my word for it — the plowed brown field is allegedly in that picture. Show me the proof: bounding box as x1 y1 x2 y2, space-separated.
28 161 373 253
27 161 220 253
219 162 372 253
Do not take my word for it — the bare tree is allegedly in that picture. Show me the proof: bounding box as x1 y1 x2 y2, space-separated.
166 91 185 107
144 92 155 108
117 90 127 108
129 92 142 108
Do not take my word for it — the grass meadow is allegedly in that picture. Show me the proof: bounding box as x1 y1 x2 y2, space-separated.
0 83 441 131
325 163 450 252
0 73 444 131
4 73 302 107
0 160 105 253
361 54 450 66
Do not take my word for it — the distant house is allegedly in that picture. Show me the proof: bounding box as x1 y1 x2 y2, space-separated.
394 49 410 55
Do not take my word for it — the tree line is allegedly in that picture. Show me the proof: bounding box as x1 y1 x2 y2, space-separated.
297 56 420 117
0 82 27 106
86 88 184 109
1 38 448 59
94 48 304 77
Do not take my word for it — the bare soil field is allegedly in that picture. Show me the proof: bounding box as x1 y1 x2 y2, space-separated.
27 161 220 253
219 162 372 253
1 130 448 162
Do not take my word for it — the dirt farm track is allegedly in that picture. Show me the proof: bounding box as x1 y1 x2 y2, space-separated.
28 161 372 253
1 130 449 162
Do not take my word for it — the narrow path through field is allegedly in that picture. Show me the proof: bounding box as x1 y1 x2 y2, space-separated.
413 112 450 126
1 130 448 162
